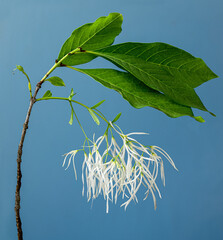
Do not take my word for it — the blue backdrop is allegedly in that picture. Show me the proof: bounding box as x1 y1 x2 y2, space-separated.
0 0 222 239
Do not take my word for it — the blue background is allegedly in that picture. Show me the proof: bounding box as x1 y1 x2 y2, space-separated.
0 0 222 239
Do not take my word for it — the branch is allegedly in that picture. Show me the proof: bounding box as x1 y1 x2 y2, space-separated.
15 82 43 240
14 47 80 239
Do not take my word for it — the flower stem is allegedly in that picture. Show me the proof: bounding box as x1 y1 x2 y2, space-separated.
36 97 109 124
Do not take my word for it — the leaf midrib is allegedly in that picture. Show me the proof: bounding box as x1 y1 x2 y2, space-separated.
78 69 179 108
78 13 122 49
92 50 204 74
89 51 185 91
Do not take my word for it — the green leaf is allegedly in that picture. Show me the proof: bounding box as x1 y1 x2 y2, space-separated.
88 108 100 125
69 88 75 100
112 113 122 123
194 116 205 123
91 100 105 109
69 108 74 125
58 13 123 66
46 76 65 86
88 42 217 112
42 90 52 98
94 43 218 88
76 68 198 119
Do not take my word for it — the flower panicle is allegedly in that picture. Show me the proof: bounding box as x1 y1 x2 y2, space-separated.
63 124 177 213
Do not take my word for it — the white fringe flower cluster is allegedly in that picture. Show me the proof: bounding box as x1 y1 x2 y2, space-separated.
63 123 177 213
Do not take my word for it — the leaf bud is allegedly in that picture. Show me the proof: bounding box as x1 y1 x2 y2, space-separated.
16 65 24 72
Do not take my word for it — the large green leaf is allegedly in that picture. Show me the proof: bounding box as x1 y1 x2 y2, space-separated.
88 43 217 112
93 43 217 88
75 68 204 120
57 13 123 66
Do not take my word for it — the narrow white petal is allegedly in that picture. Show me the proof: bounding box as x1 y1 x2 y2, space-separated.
126 132 149 136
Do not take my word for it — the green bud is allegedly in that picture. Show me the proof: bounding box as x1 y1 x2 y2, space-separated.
16 65 24 72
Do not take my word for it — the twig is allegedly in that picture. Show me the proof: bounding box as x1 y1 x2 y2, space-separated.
15 81 43 240
14 47 79 239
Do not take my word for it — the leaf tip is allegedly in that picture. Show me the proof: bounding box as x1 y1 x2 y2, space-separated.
212 71 219 79
112 112 122 123
91 99 105 109
194 116 205 123
209 111 216 117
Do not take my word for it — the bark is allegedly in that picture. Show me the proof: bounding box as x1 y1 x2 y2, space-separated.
15 82 42 240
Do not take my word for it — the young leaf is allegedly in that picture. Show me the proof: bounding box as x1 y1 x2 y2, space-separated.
69 88 75 100
46 76 65 87
69 108 74 125
76 68 198 119
112 113 122 123
88 109 100 125
88 43 217 112
42 90 52 98
57 13 123 66
91 100 105 109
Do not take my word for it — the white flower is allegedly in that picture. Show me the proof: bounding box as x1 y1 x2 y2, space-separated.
63 150 78 180
63 124 177 212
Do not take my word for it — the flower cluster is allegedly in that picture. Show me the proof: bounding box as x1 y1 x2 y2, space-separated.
63 123 177 213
